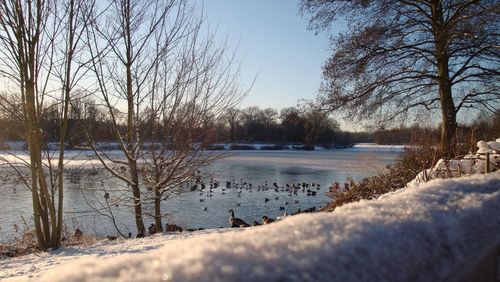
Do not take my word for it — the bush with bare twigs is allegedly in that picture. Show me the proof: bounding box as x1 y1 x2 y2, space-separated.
323 143 439 212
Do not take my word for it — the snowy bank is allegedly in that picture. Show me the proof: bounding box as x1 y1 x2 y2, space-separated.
2 171 499 281
410 139 500 186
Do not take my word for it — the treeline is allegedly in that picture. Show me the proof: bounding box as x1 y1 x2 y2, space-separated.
213 106 371 147
0 98 115 147
3 100 496 149
372 113 500 150
0 102 373 148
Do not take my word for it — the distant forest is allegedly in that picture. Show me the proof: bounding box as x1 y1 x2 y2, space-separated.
1 102 498 148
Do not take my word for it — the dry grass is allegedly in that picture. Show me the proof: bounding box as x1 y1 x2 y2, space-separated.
0 225 97 259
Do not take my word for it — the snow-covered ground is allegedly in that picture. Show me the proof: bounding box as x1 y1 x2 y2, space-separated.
1 171 498 282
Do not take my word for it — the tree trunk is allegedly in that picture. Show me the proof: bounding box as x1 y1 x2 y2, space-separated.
26 88 48 250
439 87 456 158
53 0 76 246
154 187 163 233
130 162 145 234
432 1 457 158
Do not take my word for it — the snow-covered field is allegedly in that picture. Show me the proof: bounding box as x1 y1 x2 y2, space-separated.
1 171 498 282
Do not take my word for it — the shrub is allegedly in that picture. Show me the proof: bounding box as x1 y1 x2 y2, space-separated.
0 142 10 150
206 144 225 150
322 144 439 212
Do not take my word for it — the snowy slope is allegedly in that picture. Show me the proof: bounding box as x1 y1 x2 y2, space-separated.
1 172 499 282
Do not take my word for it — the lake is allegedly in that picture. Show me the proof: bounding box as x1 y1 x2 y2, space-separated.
0 145 402 242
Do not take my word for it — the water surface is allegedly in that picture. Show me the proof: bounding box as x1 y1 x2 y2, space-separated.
0 145 402 241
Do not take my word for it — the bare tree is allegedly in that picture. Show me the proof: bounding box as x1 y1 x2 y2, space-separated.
85 0 247 235
0 0 91 250
223 108 243 142
301 0 499 157
140 19 246 232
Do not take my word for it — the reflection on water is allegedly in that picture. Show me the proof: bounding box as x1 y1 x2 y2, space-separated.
0 146 402 241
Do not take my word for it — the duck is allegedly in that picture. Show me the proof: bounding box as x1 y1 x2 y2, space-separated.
262 215 275 224
228 209 250 227
148 223 157 235
74 228 83 239
252 220 262 226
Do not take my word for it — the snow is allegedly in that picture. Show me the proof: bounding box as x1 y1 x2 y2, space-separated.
353 143 406 149
409 139 500 186
1 171 499 282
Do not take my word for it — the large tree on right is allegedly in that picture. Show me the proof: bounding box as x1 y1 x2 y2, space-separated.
301 0 499 157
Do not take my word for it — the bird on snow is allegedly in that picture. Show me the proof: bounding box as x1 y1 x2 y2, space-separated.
228 209 249 227
73 228 83 239
252 220 262 226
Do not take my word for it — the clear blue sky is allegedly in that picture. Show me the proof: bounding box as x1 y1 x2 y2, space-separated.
203 0 332 110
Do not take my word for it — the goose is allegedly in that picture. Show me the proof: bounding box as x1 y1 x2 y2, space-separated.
262 215 275 224
228 209 249 227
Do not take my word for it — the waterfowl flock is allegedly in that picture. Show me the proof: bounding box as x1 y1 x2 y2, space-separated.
190 178 322 205
182 177 324 228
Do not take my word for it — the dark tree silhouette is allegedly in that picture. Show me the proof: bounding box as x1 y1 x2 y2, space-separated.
301 0 499 157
